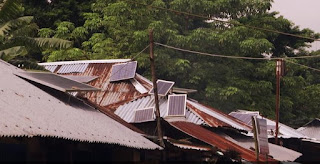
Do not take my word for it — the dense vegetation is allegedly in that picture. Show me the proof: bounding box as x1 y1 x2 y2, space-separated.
2 0 320 127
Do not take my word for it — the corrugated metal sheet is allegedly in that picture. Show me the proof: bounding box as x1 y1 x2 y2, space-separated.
39 60 146 107
229 110 306 138
219 133 302 161
297 119 320 140
167 139 211 151
114 95 204 125
187 101 251 131
44 65 58 72
57 63 89 74
61 75 98 83
0 60 161 150
38 59 131 65
130 78 148 94
169 121 276 162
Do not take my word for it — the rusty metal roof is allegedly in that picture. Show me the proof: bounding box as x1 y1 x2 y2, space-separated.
114 95 205 125
0 60 161 150
39 60 148 107
219 133 302 161
229 110 306 138
187 101 252 131
169 121 276 162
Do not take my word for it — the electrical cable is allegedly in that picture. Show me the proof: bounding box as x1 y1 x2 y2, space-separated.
155 42 320 60
284 59 320 72
109 44 150 79
124 0 320 42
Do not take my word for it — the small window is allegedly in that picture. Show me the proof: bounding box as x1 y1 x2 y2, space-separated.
167 94 187 117
133 107 155 123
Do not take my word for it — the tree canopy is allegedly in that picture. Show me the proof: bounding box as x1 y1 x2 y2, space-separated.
22 0 320 127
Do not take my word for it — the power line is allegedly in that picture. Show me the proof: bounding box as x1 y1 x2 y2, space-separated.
284 59 320 72
155 42 320 60
109 44 150 79
124 0 320 42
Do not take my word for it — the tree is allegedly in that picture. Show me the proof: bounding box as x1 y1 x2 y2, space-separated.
23 0 320 127
0 0 73 67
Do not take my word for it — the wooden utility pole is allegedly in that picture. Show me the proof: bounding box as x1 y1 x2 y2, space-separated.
251 116 259 161
275 59 282 145
149 29 165 148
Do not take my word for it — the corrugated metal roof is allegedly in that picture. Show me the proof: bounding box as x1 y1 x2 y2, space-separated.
0 60 161 150
38 59 131 65
216 132 302 162
229 110 306 138
297 118 320 140
39 61 147 107
114 95 204 125
167 139 212 151
187 101 251 131
169 121 276 162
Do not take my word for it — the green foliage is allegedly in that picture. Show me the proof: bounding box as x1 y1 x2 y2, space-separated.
0 0 73 66
22 0 320 127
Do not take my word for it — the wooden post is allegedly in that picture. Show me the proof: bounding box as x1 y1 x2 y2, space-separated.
275 59 281 145
149 29 165 148
251 116 259 161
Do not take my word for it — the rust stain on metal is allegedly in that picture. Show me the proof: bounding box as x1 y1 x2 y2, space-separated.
200 103 252 130
54 63 144 106
169 121 276 162
187 102 229 127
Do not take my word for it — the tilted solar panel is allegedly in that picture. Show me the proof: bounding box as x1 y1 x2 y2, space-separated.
133 107 155 123
15 72 100 92
110 61 137 82
149 80 175 96
167 94 187 117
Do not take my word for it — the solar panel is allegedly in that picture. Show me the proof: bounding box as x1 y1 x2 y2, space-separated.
15 72 100 92
133 107 155 123
167 94 187 117
110 61 137 82
149 80 175 96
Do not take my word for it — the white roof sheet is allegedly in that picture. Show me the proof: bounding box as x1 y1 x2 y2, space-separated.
187 101 250 131
114 95 204 125
222 134 302 161
0 60 161 150
38 59 131 66
229 110 307 139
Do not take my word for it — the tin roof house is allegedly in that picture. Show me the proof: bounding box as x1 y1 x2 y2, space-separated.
0 59 161 162
37 59 302 162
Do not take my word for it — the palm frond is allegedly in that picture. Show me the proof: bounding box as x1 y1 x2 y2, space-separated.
0 46 27 61
33 38 73 49
0 0 23 23
0 16 34 35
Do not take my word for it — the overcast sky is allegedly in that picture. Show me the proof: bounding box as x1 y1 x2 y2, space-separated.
271 0 320 51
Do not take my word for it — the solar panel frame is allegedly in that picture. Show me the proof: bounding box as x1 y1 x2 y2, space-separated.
149 79 175 96
133 107 155 123
109 61 137 82
167 94 187 117
15 71 100 92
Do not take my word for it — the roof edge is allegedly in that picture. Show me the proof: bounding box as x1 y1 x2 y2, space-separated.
38 59 131 65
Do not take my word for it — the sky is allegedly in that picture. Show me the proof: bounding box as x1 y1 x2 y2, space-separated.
271 0 320 51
